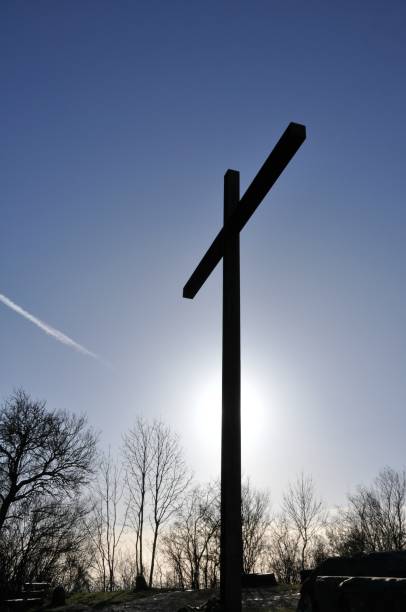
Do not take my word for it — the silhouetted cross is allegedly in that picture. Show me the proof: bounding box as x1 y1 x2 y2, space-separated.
183 122 306 612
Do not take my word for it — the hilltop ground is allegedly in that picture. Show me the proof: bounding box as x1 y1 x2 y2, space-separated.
48 584 300 611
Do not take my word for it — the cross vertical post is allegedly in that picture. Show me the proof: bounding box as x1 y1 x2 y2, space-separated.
221 170 242 611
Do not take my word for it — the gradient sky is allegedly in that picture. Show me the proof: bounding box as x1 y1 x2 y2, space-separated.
2 1 406 510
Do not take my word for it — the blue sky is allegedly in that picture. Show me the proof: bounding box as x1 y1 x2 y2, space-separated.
1 1 406 508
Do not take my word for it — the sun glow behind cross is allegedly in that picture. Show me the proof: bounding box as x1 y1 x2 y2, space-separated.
192 371 268 460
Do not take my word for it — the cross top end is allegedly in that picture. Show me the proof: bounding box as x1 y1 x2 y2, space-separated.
183 122 306 299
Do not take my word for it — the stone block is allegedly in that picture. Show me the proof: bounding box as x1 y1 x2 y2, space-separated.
339 576 406 612
314 576 351 612
298 550 406 611
241 572 277 587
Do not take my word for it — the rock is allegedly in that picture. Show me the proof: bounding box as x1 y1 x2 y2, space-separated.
241 572 277 587
51 585 66 606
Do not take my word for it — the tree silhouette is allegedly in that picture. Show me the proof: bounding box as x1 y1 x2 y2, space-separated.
0 389 96 533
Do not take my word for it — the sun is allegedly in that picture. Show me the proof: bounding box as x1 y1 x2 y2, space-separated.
192 371 266 457
241 376 266 452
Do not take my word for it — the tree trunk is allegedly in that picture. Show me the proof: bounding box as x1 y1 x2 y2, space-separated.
0 489 15 533
135 527 140 575
148 527 159 587
139 498 144 575
301 536 307 571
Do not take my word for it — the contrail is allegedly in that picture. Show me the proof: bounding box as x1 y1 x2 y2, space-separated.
0 292 104 363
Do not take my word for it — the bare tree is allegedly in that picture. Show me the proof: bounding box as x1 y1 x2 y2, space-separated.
0 390 97 533
89 450 129 591
329 466 406 556
0 495 93 595
162 526 187 589
115 548 137 590
122 418 153 580
282 473 324 571
241 478 271 574
163 478 272 588
268 514 300 584
162 483 220 590
148 421 191 587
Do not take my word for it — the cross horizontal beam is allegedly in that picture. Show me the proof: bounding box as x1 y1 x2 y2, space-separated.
183 122 306 299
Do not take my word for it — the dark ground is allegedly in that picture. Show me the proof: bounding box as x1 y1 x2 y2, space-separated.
49 585 300 612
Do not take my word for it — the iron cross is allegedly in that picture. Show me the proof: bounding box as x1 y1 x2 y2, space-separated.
183 122 306 611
